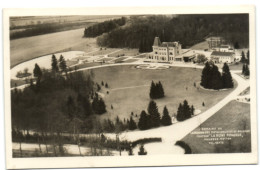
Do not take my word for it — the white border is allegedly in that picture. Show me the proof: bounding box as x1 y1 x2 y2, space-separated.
2 4 258 170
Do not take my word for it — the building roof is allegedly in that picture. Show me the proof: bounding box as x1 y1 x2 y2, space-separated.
220 45 229 48
205 36 224 41
153 37 180 47
153 37 161 46
211 51 234 56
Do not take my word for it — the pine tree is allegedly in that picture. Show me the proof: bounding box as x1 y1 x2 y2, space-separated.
244 64 250 76
147 100 161 127
129 116 137 130
190 105 195 116
176 103 184 121
157 81 165 98
105 83 108 88
182 100 191 120
138 110 149 130
149 81 156 99
101 81 104 86
51 54 59 72
242 64 246 74
176 100 192 121
59 55 67 73
138 145 147 155
241 51 246 63
246 50 250 64
200 62 210 88
222 63 233 88
161 106 172 126
201 62 223 90
33 63 42 82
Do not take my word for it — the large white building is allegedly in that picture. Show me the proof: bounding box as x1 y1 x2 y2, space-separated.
148 37 182 62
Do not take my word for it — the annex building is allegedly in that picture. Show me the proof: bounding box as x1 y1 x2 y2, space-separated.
211 51 235 64
147 37 182 62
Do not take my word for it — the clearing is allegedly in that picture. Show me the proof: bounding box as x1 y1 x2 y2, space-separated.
10 28 97 68
89 65 236 122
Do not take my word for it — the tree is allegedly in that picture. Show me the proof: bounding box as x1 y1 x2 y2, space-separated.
149 81 156 99
243 64 250 76
128 116 137 130
157 81 165 98
201 62 223 90
147 100 161 127
138 145 147 155
196 54 207 63
101 81 104 86
59 55 67 73
222 63 233 88
190 105 195 116
161 106 172 126
105 83 108 88
241 51 246 63
149 81 165 99
246 50 250 64
51 54 59 72
33 63 42 83
138 110 149 130
176 100 192 121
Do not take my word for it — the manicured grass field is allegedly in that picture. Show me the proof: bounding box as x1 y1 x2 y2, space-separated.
108 49 139 57
181 100 251 153
87 48 119 56
89 65 236 122
190 41 209 50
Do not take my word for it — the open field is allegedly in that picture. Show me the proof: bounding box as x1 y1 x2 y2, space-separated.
190 41 209 50
108 49 139 57
181 100 250 153
10 28 97 68
87 48 120 56
89 65 236 122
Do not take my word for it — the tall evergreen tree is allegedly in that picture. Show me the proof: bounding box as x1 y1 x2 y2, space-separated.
59 55 67 73
242 64 246 74
129 116 137 130
33 63 42 83
147 100 161 127
201 62 223 90
149 81 156 99
51 54 59 72
222 63 233 88
161 106 172 126
246 50 250 64
157 81 165 98
138 110 149 130
241 51 246 63
200 62 210 88
244 64 250 76
176 100 192 121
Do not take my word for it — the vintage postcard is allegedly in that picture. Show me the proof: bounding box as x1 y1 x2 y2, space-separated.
3 6 257 169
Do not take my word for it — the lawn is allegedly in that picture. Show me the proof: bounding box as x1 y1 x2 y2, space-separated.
181 100 251 153
87 48 119 56
108 49 139 57
88 65 236 123
10 28 97 68
190 41 209 50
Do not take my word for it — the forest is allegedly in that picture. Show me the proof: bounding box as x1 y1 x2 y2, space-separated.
94 14 249 52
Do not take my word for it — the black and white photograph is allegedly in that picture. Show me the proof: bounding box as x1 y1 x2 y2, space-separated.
2 5 257 169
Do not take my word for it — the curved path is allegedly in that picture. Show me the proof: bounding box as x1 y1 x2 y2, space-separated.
10 59 250 154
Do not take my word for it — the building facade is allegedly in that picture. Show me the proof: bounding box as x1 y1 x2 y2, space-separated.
148 37 182 62
211 51 235 64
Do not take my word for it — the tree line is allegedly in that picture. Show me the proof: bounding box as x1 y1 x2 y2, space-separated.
95 14 249 52
201 62 233 90
84 17 126 38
